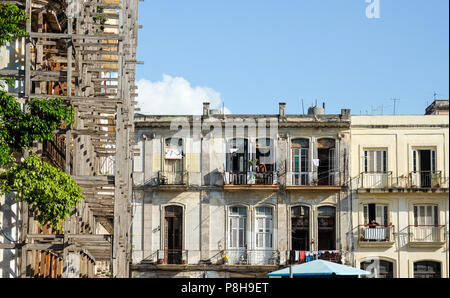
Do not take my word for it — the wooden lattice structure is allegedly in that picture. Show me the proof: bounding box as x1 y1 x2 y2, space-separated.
0 0 139 277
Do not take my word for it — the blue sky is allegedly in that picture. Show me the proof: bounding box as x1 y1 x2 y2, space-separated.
136 0 449 115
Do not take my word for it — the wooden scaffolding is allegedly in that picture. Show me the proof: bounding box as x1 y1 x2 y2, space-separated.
0 0 139 277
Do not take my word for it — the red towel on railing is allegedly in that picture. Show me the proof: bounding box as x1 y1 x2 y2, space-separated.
299 251 305 262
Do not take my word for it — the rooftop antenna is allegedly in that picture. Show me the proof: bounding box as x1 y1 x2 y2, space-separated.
391 98 400 115
301 99 305 115
433 92 446 100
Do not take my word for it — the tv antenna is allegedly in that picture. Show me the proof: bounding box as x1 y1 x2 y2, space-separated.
391 98 400 115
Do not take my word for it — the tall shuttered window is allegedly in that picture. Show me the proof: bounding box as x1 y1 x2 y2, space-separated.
229 207 247 248
255 207 273 249
364 149 387 173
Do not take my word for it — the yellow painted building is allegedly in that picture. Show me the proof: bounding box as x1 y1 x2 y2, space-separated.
350 113 449 278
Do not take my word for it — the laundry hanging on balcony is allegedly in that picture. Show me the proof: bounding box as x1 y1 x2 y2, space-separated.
290 250 344 264
165 148 183 159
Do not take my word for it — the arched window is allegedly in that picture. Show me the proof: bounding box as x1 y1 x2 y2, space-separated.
291 139 309 185
256 138 274 172
360 259 394 278
226 139 249 184
163 138 183 173
318 206 336 250
229 206 247 248
255 138 275 184
317 138 336 185
414 261 441 278
255 207 273 249
164 205 183 264
291 206 310 251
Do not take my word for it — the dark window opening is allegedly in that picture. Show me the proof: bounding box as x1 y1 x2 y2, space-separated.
291 206 310 251
317 139 336 186
226 139 249 184
414 261 441 278
164 205 183 264
360 260 394 278
413 149 437 188
255 138 275 184
318 206 336 250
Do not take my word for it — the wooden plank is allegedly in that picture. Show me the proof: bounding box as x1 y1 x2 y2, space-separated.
24 0 31 99
39 251 45 277
45 252 51 277
34 250 40 277
29 32 123 40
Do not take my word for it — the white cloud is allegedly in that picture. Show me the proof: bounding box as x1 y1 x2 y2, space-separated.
136 74 231 115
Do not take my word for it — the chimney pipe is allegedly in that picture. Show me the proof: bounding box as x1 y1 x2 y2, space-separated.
203 102 210 116
279 102 286 117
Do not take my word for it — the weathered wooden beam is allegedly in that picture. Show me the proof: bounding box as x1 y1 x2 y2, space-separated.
29 32 123 40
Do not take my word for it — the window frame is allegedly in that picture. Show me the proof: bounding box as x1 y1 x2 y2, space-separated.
255 207 274 250
363 149 387 173
228 206 247 249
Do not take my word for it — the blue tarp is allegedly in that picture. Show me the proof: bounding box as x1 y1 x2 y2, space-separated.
267 260 371 277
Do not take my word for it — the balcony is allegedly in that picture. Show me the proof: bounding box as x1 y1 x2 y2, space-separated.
286 171 342 189
408 225 446 248
360 172 392 189
224 172 278 190
227 172 275 185
291 172 313 186
157 171 188 186
409 171 443 188
357 171 448 193
358 225 395 248
224 250 279 265
156 249 188 265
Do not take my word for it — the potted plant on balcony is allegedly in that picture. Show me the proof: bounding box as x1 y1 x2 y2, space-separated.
431 172 442 188
312 178 318 186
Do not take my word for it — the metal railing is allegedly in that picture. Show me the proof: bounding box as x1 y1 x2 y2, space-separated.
323 171 341 186
227 172 276 185
409 171 443 188
359 225 394 242
228 172 248 185
288 171 342 186
291 172 313 186
157 171 188 185
224 249 279 265
360 172 392 188
156 249 188 265
408 225 445 243
253 172 275 185
357 171 448 189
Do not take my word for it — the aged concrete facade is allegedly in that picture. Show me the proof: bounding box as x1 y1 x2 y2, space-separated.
130 100 449 278
130 103 352 277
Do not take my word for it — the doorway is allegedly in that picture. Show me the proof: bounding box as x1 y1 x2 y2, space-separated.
164 205 183 264
291 206 310 251
317 139 336 185
317 206 336 250
413 149 436 187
